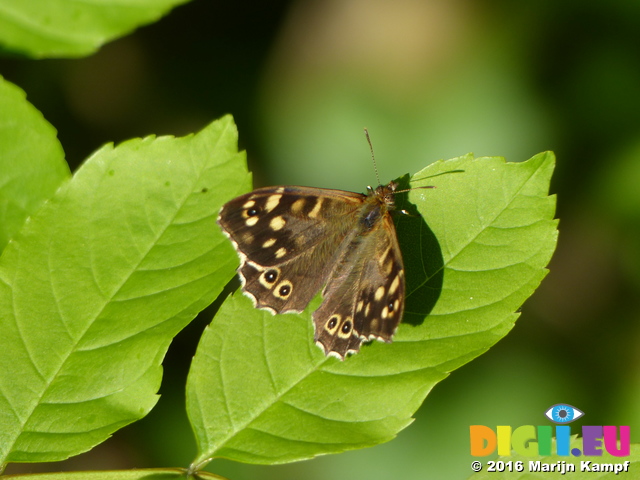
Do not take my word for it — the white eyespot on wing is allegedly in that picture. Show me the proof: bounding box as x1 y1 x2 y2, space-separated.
258 267 280 288
337 316 354 339
273 280 293 299
325 314 341 334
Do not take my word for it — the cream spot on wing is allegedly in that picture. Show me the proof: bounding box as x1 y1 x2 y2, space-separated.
364 303 371 317
389 275 400 295
356 300 364 313
270 216 286 231
275 247 287 258
245 216 259 227
370 318 379 330
262 238 276 248
264 194 282 212
374 286 385 301
381 306 388 319
383 261 393 275
378 246 391 267
291 198 306 214
308 198 323 218
242 200 255 209
242 232 254 244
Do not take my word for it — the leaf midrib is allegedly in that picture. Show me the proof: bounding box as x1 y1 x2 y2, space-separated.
407 157 547 300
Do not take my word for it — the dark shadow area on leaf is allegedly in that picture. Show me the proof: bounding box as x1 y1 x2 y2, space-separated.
393 174 444 327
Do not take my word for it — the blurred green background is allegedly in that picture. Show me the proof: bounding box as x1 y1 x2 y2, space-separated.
3 0 640 478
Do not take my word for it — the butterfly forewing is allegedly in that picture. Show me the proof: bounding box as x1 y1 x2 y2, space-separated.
218 186 367 313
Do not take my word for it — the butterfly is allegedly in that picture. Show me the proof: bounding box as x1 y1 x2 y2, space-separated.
217 132 429 359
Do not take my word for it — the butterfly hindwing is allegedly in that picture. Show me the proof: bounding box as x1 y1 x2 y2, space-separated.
356 214 405 341
312 211 405 358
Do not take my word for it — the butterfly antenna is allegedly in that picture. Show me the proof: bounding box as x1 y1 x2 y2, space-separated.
394 169 464 194
364 128 381 186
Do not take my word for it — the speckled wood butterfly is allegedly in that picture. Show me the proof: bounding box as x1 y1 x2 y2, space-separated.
218 132 429 359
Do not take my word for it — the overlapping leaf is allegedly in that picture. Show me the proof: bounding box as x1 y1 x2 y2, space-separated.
187 152 558 468
0 76 70 253
0 115 250 466
0 0 190 58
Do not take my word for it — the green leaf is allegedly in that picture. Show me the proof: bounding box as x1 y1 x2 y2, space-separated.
0 115 251 467
468 438 640 479
186 152 558 468
0 0 191 58
0 76 70 253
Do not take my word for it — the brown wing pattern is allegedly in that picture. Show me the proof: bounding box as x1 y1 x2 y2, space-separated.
218 182 405 359
218 186 366 314
312 212 405 359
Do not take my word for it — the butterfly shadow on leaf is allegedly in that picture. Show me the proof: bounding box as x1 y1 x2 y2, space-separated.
393 174 444 327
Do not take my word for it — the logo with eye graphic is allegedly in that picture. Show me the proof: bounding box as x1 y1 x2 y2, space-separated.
544 404 584 424
471 404 630 458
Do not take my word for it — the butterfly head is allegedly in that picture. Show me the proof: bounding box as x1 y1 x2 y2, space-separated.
367 181 398 208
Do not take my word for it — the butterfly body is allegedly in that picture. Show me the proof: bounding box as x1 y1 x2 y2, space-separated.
217 181 405 359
